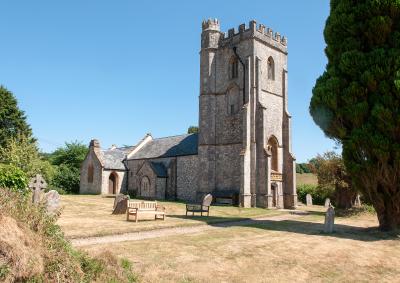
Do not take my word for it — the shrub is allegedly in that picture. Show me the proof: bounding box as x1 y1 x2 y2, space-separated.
0 189 137 282
52 165 80 194
297 184 333 205
0 164 28 195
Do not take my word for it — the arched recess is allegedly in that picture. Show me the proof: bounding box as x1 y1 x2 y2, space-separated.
268 136 279 172
87 164 94 183
229 56 239 79
108 172 118 194
267 56 275 80
140 176 151 197
226 83 240 115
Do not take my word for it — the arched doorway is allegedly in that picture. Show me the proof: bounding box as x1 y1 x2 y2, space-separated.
108 172 118 194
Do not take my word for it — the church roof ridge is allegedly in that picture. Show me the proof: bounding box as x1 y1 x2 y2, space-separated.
152 133 195 141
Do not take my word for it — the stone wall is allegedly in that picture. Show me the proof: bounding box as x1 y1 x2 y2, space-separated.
156 177 167 199
101 169 127 195
80 151 103 194
176 155 198 202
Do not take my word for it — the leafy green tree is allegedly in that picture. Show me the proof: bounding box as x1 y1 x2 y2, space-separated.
187 126 199 134
313 151 355 209
49 141 88 168
47 141 88 194
0 86 34 147
310 0 400 230
0 135 55 181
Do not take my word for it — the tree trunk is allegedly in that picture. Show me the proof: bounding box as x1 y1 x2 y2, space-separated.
334 187 356 209
374 198 400 231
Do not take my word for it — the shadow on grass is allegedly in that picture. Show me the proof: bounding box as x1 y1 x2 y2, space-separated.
168 214 399 242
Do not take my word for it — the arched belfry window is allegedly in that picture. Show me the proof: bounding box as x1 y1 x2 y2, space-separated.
268 136 279 172
267 56 275 80
229 56 239 79
88 164 94 183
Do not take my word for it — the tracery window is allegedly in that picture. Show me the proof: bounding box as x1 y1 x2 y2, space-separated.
229 56 239 79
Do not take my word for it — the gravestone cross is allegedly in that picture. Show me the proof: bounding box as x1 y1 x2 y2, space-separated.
306 194 313 206
29 174 47 204
324 204 335 233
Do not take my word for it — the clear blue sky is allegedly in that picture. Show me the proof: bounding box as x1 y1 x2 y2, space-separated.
0 0 336 162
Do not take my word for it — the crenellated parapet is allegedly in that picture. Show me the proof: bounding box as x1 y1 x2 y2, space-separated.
225 20 287 45
202 18 220 31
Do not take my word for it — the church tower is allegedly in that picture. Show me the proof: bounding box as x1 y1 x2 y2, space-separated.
197 19 297 208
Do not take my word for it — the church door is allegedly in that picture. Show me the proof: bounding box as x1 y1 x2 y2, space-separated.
271 184 277 207
109 173 117 194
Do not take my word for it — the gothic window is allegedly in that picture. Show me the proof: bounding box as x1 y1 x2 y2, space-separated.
140 176 150 196
88 164 93 183
267 56 275 80
229 56 239 79
268 136 279 172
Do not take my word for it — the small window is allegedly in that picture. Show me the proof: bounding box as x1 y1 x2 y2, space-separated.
267 57 275 80
229 57 239 79
230 104 235 115
88 164 94 183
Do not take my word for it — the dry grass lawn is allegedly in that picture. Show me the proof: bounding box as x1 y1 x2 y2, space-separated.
83 208 400 283
296 173 318 186
57 195 283 239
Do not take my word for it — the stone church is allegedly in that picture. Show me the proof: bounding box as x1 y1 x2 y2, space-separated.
80 19 297 208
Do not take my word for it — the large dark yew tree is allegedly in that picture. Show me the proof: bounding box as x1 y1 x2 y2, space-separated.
311 0 400 230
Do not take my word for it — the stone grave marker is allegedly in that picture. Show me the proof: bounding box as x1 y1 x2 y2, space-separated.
324 205 335 233
324 198 331 208
354 194 361 207
306 194 313 206
112 194 129 214
28 174 47 204
44 190 60 215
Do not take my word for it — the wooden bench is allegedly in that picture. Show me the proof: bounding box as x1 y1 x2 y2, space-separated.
186 194 213 216
126 200 166 222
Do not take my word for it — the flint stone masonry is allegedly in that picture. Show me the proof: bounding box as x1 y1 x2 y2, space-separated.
79 19 296 209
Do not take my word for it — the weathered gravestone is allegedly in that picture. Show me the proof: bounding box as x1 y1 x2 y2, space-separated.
28 174 47 204
354 194 361 207
306 194 313 206
324 198 331 208
324 205 335 233
112 194 129 214
44 190 60 215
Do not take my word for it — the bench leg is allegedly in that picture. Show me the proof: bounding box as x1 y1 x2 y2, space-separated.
201 211 203 216
186 210 188 217
135 213 138 223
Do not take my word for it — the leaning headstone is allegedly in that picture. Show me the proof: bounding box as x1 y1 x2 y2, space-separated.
324 205 335 233
306 194 313 206
354 194 361 207
112 194 129 214
28 174 47 204
44 190 60 215
324 198 331 208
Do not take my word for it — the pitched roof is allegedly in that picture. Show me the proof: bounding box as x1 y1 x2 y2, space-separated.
150 162 168 177
128 133 198 160
99 146 136 170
